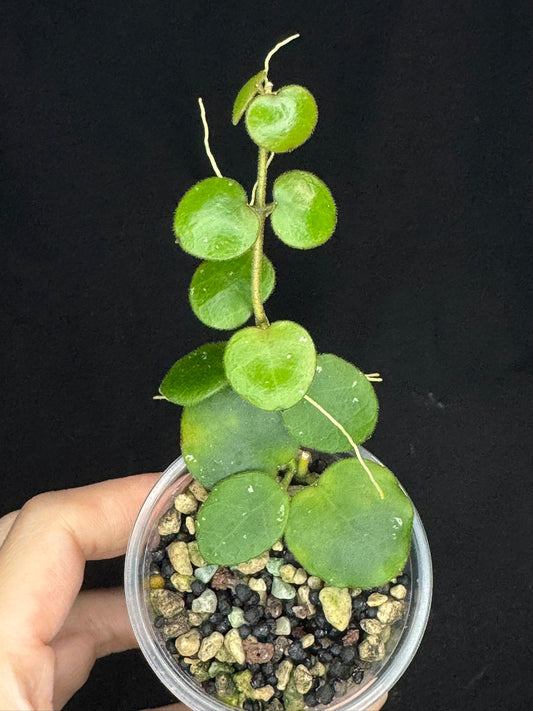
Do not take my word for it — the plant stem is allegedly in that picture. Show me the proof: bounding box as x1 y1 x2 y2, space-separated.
251 147 270 329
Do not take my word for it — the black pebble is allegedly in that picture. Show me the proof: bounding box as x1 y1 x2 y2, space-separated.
154 615 165 628
203 678 216 694
287 641 307 662
250 671 265 688
215 618 232 634
164 580 175 591
252 622 270 641
239 624 252 639
191 579 206 596
160 534 177 545
330 643 343 656
160 561 175 578
364 607 378 619
149 562 161 575
329 659 352 680
184 593 194 607
151 548 165 563
351 597 366 613
176 531 193 542
317 683 334 705
303 691 318 707
309 590 320 605
397 574 409 586
244 591 261 607
283 549 297 565
270 549 285 558
261 662 275 677
244 606 264 625
353 668 365 684
210 612 225 626
243 702 254 711
165 638 177 654
317 649 333 664
218 598 232 616
235 583 253 602
339 646 356 664
199 621 214 637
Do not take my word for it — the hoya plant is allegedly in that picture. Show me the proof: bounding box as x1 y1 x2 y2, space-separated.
158 35 413 589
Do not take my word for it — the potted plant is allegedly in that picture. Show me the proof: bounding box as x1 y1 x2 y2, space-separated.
125 35 432 710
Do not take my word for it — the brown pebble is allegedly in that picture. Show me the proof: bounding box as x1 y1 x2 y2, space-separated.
265 595 283 619
291 626 306 638
293 605 310 619
210 567 231 590
272 636 290 663
342 628 360 646
242 640 274 664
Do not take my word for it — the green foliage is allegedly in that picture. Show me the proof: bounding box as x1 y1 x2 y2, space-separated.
196 471 289 564
174 177 258 260
224 321 316 410
159 342 227 406
245 86 318 153
271 171 336 249
189 251 275 330
232 71 266 125
285 459 414 587
282 354 378 451
180 386 299 489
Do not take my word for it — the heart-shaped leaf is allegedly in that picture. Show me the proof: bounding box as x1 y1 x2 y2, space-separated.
189 251 275 330
196 471 290 565
181 386 299 489
271 170 336 249
245 85 318 153
285 458 414 588
174 177 259 260
282 354 378 452
159 342 227 406
232 71 266 126
224 321 316 410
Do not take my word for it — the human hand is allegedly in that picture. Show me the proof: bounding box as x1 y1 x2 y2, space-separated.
0 473 387 711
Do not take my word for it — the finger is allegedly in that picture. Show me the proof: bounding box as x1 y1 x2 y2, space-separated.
0 510 19 547
367 692 388 710
0 472 159 646
51 587 138 709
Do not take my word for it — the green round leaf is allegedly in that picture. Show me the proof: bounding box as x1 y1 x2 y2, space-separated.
196 471 290 565
181 386 299 489
189 251 275 330
245 85 318 153
285 458 414 588
159 342 227 406
282 354 378 452
224 321 316 410
174 177 259 260
232 71 266 126
271 170 336 249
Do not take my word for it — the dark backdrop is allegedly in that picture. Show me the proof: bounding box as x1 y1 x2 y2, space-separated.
1 1 531 710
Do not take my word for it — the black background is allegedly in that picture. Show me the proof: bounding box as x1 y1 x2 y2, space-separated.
1 1 531 710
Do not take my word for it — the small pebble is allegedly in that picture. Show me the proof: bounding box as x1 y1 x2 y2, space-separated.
187 541 205 567
360 618 384 636
275 659 293 690
163 613 190 638
307 576 323 590
358 634 386 662
174 491 198 514
274 616 291 636
293 568 308 586
266 558 285 576
194 564 218 583
188 480 208 502
301 633 314 648
272 540 284 551
271 578 296 600
350 587 362 597
185 516 196 535
390 584 407 600
187 611 203 627
224 628 246 664
175 629 201 657
191 589 217 614
242 640 275 664
157 508 181 536
198 631 224 661
228 606 246 628
319 587 352 631
293 664 313 694
149 574 165 589
170 573 194 592
150 589 185 618
367 592 389 607
167 541 193 576
265 595 283 618
252 685 275 702
279 564 297 583
238 551 270 575
377 599 406 624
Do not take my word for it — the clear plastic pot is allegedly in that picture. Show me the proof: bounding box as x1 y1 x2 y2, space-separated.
125 450 432 710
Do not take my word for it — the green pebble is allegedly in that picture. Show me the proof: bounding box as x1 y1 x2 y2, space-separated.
266 558 286 576
194 564 219 583
271 577 296 600
228 606 246 628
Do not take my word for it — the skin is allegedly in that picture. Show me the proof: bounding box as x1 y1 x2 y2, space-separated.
0 474 387 711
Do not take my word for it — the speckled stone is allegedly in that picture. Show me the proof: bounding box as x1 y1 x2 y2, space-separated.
237 551 270 574
275 659 294 690
187 541 205 567
367 592 389 607
198 631 224 661
242 640 274 663
390 584 407 600
279 564 297 583
358 634 386 662
157 508 181 536
360 618 384 636
191 588 217 614
293 664 313 694
170 573 195 592
174 491 198 514
252 685 275 702
167 541 193 576
162 612 190 639
319 586 352 631
377 599 406 624
175 629 201 656
188 480 208 502
150 589 184 618
265 595 283 618
187 611 204 627
224 628 246 664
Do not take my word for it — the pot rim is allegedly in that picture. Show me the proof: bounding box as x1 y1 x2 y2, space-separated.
125 451 432 710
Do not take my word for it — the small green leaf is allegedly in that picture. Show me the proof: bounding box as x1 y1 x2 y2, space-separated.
181 386 299 489
282 354 378 452
245 86 318 153
189 251 275 330
224 321 316 410
174 177 259 260
159 342 226 406
196 471 290 565
271 171 336 249
285 458 414 588
232 71 266 126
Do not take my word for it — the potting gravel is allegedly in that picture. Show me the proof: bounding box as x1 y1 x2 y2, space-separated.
148 473 409 710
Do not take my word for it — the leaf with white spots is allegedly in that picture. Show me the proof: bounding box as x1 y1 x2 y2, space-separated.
285 458 414 587
224 320 316 410
196 471 290 565
282 353 378 451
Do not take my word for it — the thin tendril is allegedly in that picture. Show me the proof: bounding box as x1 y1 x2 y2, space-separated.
198 97 222 178
264 34 300 79
303 394 385 499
